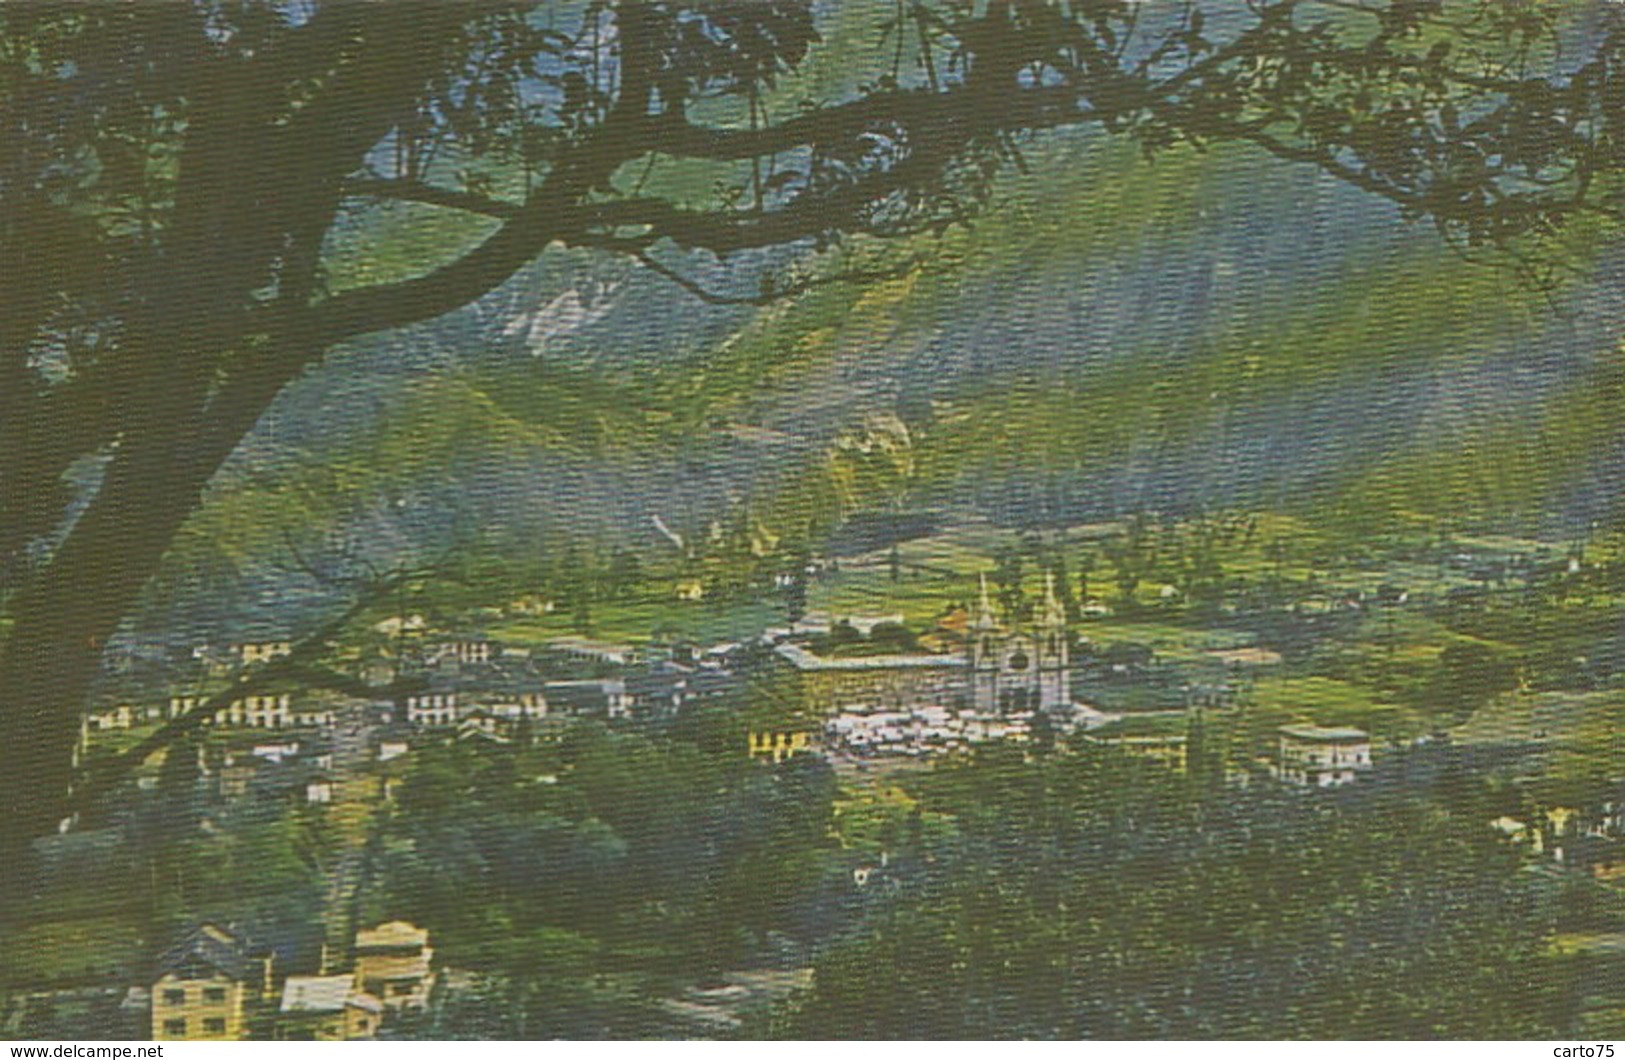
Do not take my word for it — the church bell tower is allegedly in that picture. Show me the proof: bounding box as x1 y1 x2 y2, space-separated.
970 573 1001 713
1036 571 1070 712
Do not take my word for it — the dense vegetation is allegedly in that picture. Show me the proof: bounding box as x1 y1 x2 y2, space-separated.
339 728 1586 1039
773 744 1577 1039
8 0 1625 849
11 0 1625 1041
369 725 846 1037
5 777 328 991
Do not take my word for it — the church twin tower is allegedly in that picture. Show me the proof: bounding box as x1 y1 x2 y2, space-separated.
968 571 1071 714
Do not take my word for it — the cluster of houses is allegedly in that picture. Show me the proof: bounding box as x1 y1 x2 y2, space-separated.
204 730 343 807
7 920 436 1041
761 696 1378 791
1487 795 1625 878
85 690 323 734
73 628 754 832
83 598 1397 802
739 589 1383 789
84 591 1391 808
85 630 745 742
389 643 737 741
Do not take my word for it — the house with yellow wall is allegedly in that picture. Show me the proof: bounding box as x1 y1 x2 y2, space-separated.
236 640 293 666
353 922 435 1012
276 975 383 1040
150 924 266 1041
748 730 814 763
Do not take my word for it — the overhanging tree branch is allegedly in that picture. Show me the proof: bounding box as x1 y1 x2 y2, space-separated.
7 0 1624 856
69 568 436 816
624 245 931 306
341 177 524 220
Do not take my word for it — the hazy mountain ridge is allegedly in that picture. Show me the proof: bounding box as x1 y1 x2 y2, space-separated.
158 130 1625 626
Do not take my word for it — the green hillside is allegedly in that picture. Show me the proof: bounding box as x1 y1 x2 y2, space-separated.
158 76 1625 616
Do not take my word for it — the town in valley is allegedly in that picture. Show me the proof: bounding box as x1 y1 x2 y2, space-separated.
11 513 1625 1039
11 0 1625 1041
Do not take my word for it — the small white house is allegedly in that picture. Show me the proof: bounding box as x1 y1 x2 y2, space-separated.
214 694 293 729
251 740 301 764
406 692 459 728
1277 725 1373 787
440 639 493 665
486 693 548 722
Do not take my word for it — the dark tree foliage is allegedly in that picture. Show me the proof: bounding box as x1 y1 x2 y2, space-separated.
3 0 1625 850
375 726 843 1037
773 744 1578 1039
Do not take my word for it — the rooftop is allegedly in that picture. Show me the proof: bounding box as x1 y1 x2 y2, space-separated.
774 643 966 672
156 923 252 982
1279 724 1370 743
355 921 428 952
280 976 355 1015
543 636 635 657
545 679 626 693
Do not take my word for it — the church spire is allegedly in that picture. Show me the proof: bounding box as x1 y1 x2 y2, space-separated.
973 571 998 630
1041 569 1066 626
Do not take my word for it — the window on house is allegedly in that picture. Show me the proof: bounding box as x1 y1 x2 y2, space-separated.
392 982 415 996
163 1019 187 1037
203 987 227 1003
163 989 186 1005
203 1018 227 1036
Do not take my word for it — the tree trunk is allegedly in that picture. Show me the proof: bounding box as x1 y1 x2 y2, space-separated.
0 8 482 859
0 388 235 851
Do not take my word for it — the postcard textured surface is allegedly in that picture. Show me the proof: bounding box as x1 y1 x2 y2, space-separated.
4 0 1625 1041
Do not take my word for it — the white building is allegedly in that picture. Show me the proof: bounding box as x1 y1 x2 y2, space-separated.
437 639 494 665
86 703 140 731
214 694 293 729
169 694 205 720
969 572 1071 713
841 613 907 636
406 692 459 728
543 679 630 719
484 693 548 723
249 740 301 764
1277 725 1373 788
